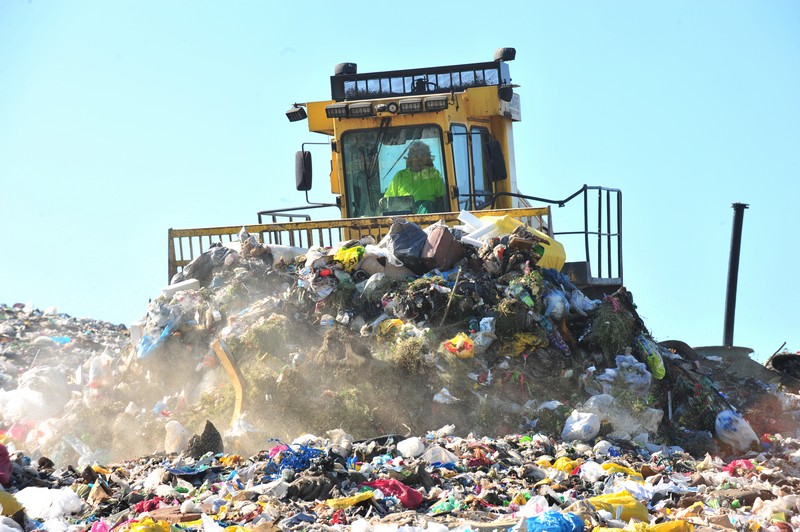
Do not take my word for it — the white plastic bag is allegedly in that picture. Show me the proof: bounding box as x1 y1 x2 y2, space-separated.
14 486 83 520
715 410 759 451
364 244 404 267
561 410 601 441
421 444 459 464
397 436 425 458
164 420 190 454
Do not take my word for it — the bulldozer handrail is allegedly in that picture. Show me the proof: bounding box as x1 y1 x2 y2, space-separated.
168 207 552 282
489 185 623 283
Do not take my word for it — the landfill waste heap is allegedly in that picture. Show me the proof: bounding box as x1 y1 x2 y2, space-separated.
1 215 800 531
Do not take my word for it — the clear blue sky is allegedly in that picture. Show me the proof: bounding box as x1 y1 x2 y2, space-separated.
2 2 798 361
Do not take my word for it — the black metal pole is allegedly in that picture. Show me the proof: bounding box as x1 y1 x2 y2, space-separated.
723 202 749 347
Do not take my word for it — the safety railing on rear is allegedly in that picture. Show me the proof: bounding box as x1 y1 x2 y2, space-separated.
168 207 551 282
490 185 623 287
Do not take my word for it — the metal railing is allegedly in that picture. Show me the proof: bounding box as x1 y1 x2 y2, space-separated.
490 185 623 284
168 207 551 282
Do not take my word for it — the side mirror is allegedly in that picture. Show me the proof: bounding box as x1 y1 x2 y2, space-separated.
484 140 508 182
295 150 312 191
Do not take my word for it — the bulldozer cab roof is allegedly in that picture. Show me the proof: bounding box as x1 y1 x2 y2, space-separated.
330 60 512 102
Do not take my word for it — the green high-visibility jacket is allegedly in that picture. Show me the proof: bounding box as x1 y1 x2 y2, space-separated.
384 167 445 202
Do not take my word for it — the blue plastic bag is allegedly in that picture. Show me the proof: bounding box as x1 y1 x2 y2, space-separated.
525 510 585 532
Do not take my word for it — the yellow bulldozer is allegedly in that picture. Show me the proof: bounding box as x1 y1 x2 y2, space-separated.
167 49 625 424
168 48 622 292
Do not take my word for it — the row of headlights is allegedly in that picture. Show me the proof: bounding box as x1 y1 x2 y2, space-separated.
325 95 449 119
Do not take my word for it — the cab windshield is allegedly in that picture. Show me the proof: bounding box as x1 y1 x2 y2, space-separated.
341 125 447 217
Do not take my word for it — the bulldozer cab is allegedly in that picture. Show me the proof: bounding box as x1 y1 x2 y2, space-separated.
295 49 523 218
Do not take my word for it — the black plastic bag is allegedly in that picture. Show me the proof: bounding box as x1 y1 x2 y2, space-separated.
379 219 428 274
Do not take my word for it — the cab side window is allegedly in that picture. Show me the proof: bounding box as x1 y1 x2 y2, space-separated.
470 127 492 208
451 124 471 210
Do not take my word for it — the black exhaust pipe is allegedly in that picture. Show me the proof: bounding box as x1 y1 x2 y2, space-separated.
723 202 748 347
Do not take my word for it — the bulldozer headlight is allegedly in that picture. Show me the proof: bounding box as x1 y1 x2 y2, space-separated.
398 98 423 114
286 106 307 122
348 102 374 117
425 96 448 111
325 103 349 118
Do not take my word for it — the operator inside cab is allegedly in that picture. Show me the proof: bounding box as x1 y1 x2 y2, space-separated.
382 141 446 214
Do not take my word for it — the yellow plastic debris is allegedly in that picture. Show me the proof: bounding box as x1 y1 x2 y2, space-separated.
601 462 644 480
326 490 374 510
333 245 364 272
510 332 549 355
124 518 172 531
473 215 566 271
552 456 581 473
379 319 404 336
511 492 529 506
594 521 693 532
219 454 245 467
444 332 474 359
92 464 112 476
529 227 566 271
0 491 23 516
587 490 649 522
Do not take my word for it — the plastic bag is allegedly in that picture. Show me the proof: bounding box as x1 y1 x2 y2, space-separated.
359 272 390 301
421 444 459 465
0 491 22 517
635 335 666 380
601 462 643 480
379 219 428 273
363 244 404 267
444 332 474 359
304 247 332 270
333 245 365 272
378 318 404 337
326 490 374 510
164 420 190 454
471 331 496 355
397 436 425 458
594 523 692 532
587 490 649 522
561 410 601 441
525 510 585 532
715 409 759 451
596 354 652 397
569 289 600 316
544 289 570 321
552 457 580 473
579 461 608 483
363 478 423 509
13 486 83 520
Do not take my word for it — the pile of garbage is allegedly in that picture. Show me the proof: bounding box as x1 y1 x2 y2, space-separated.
2 213 800 530
3 426 800 531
